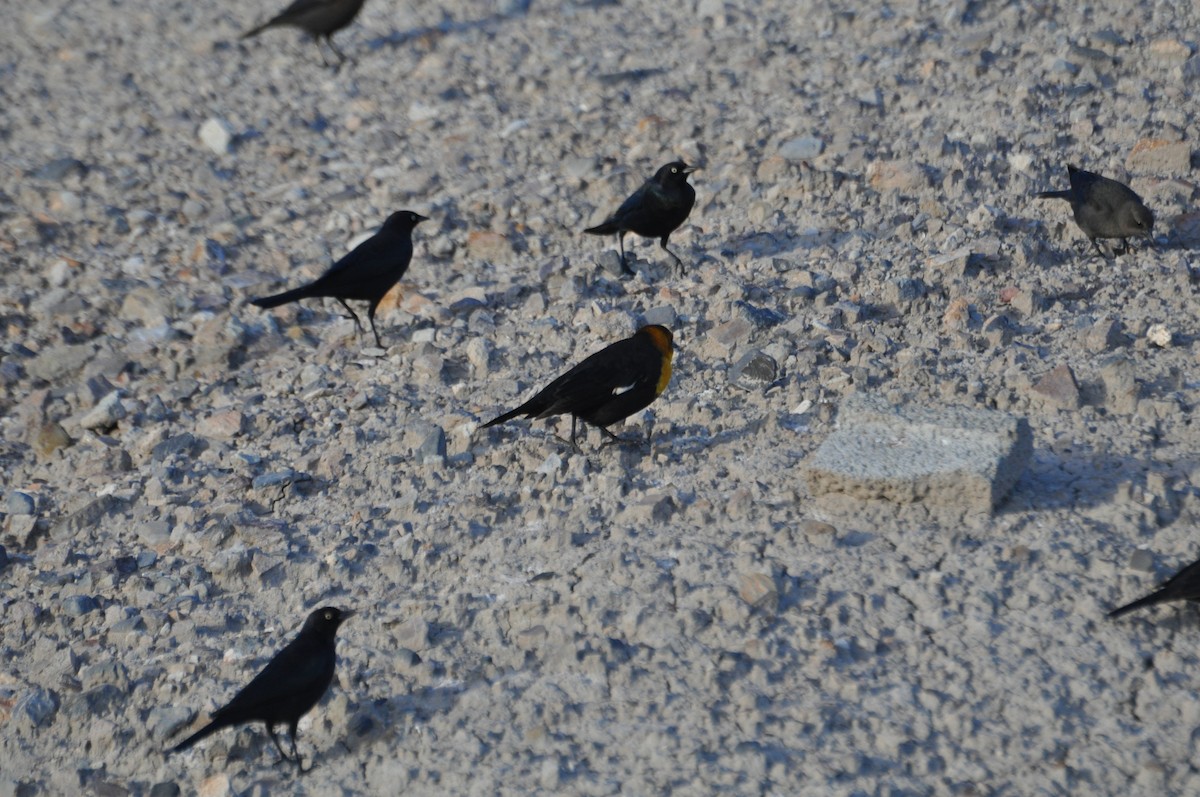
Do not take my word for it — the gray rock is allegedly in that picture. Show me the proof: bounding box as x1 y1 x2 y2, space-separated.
641 306 677 328
150 783 182 797
803 393 1033 512
151 433 201 462
61 595 97 616
109 615 146 636
779 136 824 161
147 705 194 743
137 521 172 546
710 317 754 351
729 349 778 390
144 395 171 422
1085 317 1125 353
738 572 778 611
80 375 116 405
15 687 58 730
884 277 926 306
1128 548 1155 573
69 684 123 717
27 344 93 382
395 615 430 651
734 301 787 329
79 391 126 431
50 495 124 543
199 117 234 155
119 288 171 327
345 705 387 752
251 470 298 489
597 250 627 277
418 426 447 465
1100 356 1139 414
1031 364 1080 411
28 157 88 182
80 660 129 690
7 491 36 515
981 314 1016 347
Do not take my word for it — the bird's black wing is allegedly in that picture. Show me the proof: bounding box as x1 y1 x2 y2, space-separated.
211 635 333 722
533 337 657 419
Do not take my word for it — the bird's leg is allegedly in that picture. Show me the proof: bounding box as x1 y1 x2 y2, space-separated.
367 303 383 348
1090 238 1108 259
314 38 334 69
661 236 684 276
290 722 311 774
1118 237 1131 256
266 723 292 764
336 299 364 333
551 416 583 452
618 232 634 275
326 36 349 69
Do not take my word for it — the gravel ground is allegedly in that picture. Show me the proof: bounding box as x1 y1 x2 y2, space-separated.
3 0 1200 794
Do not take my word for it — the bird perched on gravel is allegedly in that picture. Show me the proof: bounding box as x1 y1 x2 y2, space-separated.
242 0 367 68
249 210 427 348
482 325 675 448
1035 164 1154 257
1109 555 1200 619
584 161 697 275
168 607 353 771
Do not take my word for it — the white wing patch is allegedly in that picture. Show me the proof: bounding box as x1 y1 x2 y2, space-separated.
611 382 636 396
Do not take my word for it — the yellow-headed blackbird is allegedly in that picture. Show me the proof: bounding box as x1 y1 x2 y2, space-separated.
249 210 427 347
169 607 352 771
1035 164 1154 257
584 161 696 275
482 325 674 447
242 0 367 67
1109 555 1200 619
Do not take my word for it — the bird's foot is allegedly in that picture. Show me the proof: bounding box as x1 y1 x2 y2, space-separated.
552 434 583 454
599 431 650 449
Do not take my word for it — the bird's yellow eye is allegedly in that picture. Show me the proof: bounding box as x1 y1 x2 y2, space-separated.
671 167 678 173
325 611 334 620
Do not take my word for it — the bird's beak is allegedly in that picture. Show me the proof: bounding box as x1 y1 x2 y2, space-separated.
340 609 357 621
682 165 699 174
414 214 430 223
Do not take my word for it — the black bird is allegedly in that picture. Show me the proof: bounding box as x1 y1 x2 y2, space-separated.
482 325 675 448
242 0 368 68
249 210 427 347
1035 164 1154 257
1109 556 1200 619
584 161 697 275
169 607 353 770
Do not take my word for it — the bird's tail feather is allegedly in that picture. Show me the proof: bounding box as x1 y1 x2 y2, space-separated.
481 407 525 429
584 222 618 236
249 285 313 309
1107 593 1163 620
168 719 223 755
241 22 270 40
1035 190 1071 200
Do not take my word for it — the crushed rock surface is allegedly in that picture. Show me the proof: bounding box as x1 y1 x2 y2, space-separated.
3 0 1200 794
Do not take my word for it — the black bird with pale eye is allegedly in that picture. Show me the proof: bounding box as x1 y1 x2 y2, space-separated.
584 161 697 275
168 607 353 772
249 210 427 348
1109 555 1200 619
1035 164 1154 257
482 325 675 448
242 0 368 68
